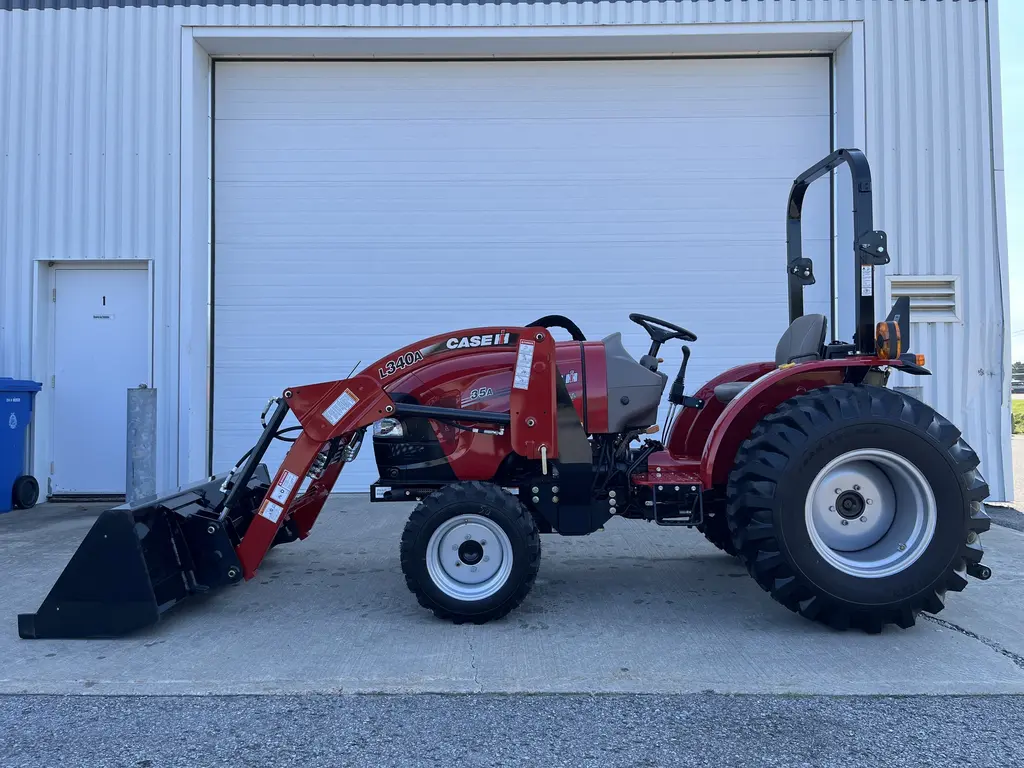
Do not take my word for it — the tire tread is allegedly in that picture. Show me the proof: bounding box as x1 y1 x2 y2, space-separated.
400 481 541 624
725 384 989 634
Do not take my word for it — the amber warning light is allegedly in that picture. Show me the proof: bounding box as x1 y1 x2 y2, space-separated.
875 320 902 360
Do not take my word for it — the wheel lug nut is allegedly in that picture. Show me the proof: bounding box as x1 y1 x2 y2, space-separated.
866 499 873 505
471 566 478 572
898 543 906 551
967 532 978 544
841 520 849 526
455 562 461 567
853 485 861 491
830 506 835 512
465 534 472 540
532 486 540 494
480 540 486 546
835 488 842 495
860 516 867 522
483 556 490 562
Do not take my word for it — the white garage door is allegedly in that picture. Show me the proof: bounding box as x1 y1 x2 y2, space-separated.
213 57 832 491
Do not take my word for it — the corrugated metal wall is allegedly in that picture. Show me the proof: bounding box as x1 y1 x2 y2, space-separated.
861 0 1010 502
0 0 1011 499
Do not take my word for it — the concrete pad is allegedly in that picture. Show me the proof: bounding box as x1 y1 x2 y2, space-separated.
2 496 1024 696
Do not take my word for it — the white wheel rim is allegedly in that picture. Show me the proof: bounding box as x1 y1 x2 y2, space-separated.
804 448 937 579
425 514 514 601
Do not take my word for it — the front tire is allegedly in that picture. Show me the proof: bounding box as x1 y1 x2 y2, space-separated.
726 384 990 633
400 481 541 624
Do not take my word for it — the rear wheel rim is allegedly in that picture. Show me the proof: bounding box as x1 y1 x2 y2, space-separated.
425 514 514 601
804 448 937 579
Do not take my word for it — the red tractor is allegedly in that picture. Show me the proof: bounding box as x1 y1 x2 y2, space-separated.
18 149 991 639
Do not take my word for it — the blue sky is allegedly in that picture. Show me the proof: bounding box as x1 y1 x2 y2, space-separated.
1001 3 1023 363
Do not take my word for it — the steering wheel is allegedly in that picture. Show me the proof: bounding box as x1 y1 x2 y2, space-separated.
629 313 697 344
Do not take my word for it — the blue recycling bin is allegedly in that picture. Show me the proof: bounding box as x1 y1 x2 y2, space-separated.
0 378 43 513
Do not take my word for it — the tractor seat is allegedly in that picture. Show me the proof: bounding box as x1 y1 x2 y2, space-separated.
713 314 828 404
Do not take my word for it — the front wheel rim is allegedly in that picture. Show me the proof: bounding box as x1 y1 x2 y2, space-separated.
804 448 937 579
425 514 515 601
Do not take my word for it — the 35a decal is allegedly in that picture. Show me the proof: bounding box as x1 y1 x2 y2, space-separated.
378 350 423 379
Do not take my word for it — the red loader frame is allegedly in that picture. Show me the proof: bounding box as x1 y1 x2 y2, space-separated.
227 328 560 580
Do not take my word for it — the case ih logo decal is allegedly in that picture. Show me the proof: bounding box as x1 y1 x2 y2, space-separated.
445 333 513 350
376 332 517 380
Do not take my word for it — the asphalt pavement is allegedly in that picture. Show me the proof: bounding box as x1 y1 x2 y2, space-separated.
2 693 1022 768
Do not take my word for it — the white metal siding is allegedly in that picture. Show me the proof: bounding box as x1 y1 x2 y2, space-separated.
211 57 831 490
0 0 1012 500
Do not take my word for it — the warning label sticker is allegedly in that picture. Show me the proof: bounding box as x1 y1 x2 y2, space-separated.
259 500 284 524
323 389 358 426
861 265 874 297
513 340 535 390
270 470 299 504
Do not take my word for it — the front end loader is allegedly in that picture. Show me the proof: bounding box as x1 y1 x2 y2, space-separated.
18 148 992 639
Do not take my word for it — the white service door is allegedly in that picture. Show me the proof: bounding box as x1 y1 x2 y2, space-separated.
52 268 149 495
213 58 832 491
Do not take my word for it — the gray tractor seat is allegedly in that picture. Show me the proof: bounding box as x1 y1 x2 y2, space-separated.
713 314 828 404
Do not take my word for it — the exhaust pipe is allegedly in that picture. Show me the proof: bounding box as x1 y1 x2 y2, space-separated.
17 466 271 639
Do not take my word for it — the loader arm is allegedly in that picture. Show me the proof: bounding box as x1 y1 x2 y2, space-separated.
232 328 559 579
232 374 396 578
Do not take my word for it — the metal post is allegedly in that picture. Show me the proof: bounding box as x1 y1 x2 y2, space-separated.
126 385 157 505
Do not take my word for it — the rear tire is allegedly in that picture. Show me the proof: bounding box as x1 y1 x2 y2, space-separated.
696 497 738 556
400 481 541 624
726 384 990 633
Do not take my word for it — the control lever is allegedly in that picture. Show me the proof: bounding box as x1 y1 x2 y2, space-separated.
668 346 690 405
667 346 703 409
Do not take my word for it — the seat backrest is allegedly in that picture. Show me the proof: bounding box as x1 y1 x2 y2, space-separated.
775 313 827 366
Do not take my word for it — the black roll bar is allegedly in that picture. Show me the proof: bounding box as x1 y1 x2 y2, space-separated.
786 148 890 355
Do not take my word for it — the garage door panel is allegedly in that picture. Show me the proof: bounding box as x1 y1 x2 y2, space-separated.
214 184 827 247
213 57 831 490
217 123 827 172
216 61 826 121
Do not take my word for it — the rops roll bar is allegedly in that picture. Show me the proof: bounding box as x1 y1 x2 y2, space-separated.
786 148 890 355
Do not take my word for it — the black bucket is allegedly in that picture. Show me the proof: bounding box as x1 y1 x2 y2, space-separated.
18 466 272 639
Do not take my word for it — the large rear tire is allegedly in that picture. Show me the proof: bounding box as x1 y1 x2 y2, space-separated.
400 481 541 624
726 384 990 633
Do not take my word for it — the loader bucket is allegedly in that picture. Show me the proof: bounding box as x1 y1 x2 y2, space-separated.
18 465 272 639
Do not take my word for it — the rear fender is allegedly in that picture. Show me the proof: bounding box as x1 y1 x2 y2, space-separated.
699 359 889 487
665 361 777 458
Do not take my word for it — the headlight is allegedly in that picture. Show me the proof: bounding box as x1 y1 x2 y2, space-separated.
373 418 404 438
